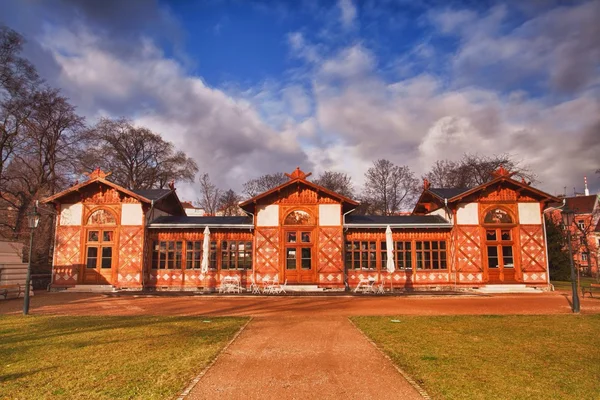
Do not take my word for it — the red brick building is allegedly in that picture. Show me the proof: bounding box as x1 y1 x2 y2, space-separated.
43 166 560 291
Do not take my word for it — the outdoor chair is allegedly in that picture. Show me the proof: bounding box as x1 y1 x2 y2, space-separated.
271 279 287 294
249 276 261 294
375 280 385 294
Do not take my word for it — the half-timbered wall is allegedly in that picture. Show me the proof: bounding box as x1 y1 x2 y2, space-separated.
51 185 147 288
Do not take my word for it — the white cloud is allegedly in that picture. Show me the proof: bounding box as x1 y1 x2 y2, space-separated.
39 26 311 199
338 0 357 28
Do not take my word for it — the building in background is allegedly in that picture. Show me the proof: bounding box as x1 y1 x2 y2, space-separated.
43 166 560 291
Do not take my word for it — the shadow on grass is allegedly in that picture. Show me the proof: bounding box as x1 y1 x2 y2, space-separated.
0 367 54 382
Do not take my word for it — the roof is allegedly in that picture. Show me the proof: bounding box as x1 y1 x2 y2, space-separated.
344 214 451 228
563 195 598 214
131 189 172 201
42 169 186 215
149 215 253 229
428 188 470 199
239 167 359 209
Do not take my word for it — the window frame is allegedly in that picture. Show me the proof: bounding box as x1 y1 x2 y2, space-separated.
152 240 183 270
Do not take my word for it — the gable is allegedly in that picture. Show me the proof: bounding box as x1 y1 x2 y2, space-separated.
255 181 344 206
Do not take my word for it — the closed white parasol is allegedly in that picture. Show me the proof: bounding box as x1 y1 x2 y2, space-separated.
201 226 210 274
386 225 395 291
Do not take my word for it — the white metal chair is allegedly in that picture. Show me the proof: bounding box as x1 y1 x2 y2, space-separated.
250 275 261 294
375 280 385 294
271 279 287 294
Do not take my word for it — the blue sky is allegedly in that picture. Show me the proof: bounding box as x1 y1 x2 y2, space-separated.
1 0 599 200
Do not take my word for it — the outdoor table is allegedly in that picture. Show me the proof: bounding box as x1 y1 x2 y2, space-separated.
220 276 242 293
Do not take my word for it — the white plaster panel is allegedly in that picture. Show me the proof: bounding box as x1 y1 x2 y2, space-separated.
319 204 341 226
257 204 279 226
427 208 452 223
518 203 542 225
121 203 143 225
456 203 479 225
59 203 82 226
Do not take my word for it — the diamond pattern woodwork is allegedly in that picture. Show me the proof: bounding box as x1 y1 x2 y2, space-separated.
53 226 81 284
118 226 144 287
455 226 482 273
255 228 280 279
318 227 343 273
519 225 546 272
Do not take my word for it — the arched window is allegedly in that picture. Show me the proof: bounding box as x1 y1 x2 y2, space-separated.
87 209 117 225
284 210 312 225
483 208 513 224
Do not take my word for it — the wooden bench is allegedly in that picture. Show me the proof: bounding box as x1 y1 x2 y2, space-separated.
582 283 600 298
0 284 23 300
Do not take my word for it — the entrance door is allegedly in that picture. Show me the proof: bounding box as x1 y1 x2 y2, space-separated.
84 229 115 284
284 230 314 284
485 228 516 283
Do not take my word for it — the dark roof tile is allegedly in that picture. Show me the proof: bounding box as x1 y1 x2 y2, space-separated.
428 188 471 199
150 215 252 226
345 214 450 225
132 189 172 201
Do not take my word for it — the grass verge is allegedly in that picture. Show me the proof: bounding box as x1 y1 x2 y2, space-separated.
0 315 248 399
352 315 600 400
552 277 597 292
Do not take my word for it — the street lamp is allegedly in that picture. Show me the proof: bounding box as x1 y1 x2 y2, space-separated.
23 200 40 315
561 207 580 313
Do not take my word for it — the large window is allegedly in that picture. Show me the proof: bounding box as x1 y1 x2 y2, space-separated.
348 240 446 271
415 241 446 270
345 241 377 270
152 241 183 269
185 241 217 269
221 241 252 270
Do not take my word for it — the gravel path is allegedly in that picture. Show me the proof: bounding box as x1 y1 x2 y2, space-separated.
186 316 423 400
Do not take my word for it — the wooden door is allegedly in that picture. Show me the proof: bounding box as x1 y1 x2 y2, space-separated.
83 229 115 284
284 230 315 284
485 228 517 283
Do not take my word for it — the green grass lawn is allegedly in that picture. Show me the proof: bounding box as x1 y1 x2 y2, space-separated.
352 315 600 400
0 315 248 400
552 276 598 292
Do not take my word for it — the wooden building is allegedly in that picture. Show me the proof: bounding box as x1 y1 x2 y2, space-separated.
43 166 559 291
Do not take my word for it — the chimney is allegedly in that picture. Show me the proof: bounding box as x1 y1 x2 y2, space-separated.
584 176 590 196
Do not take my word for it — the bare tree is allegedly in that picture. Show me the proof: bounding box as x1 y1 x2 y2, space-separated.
242 172 287 198
0 88 84 240
83 118 198 190
423 153 537 188
312 171 354 198
219 189 242 216
0 26 40 186
362 159 419 215
197 173 221 215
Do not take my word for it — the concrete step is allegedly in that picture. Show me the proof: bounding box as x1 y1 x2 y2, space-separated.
63 285 116 293
475 284 543 294
284 285 324 292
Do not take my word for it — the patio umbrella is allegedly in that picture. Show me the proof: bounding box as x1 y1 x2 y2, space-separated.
386 225 395 291
201 226 210 289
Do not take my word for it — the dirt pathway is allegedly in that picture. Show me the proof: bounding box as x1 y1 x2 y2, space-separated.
186 316 423 400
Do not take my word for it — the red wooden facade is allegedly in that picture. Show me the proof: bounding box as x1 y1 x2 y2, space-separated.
45 167 559 291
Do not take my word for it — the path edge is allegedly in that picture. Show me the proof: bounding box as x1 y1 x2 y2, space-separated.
176 317 253 400
347 317 432 400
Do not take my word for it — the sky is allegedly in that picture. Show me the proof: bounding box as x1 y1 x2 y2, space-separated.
1 0 599 202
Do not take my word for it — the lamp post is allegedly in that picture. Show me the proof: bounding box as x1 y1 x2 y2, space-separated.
561 207 580 313
23 201 40 316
